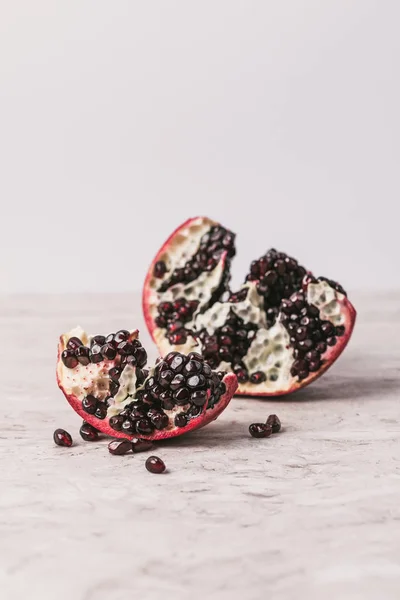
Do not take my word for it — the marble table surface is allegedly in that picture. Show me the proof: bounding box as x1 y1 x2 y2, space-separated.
0 292 399 600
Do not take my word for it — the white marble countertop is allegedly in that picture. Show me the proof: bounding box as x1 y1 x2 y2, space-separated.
1 292 399 600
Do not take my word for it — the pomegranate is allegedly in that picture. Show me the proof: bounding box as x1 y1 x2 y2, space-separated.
143 217 356 396
57 326 237 440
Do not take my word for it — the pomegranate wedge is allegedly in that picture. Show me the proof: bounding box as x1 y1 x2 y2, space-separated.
57 327 237 439
143 217 356 397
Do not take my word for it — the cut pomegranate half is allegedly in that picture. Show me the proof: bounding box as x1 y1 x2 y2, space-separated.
143 217 356 397
57 327 237 440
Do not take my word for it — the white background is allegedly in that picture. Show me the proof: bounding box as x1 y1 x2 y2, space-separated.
1 0 398 293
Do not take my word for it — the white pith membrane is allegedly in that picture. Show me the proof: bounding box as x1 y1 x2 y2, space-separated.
145 217 230 354
57 326 237 437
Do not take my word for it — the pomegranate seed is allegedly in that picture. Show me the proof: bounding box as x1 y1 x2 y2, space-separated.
249 371 266 384
145 456 166 474
174 413 188 427
79 422 99 441
131 438 154 453
169 331 187 345
154 261 167 278
108 439 132 455
249 423 272 438
67 337 83 351
61 349 78 369
266 414 281 433
53 429 73 447
75 346 90 366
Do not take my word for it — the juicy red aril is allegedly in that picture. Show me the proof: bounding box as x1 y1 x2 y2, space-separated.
159 370 174 387
109 367 121 381
95 403 107 420
298 369 309 380
108 439 132 455
150 413 169 430
235 369 249 383
92 335 106 346
169 331 187 345
79 422 99 441
67 337 83 351
90 344 103 363
109 380 120 396
117 341 134 355
75 346 90 366
154 261 167 278
187 374 203 388
136 419 154 435
309 360 321 372
266 414 281 433
250 371 266 384
145 456 166 474
155 316 167 328
170 374 185 390
160 394 175 410
184 360 202 374
101 343 117 360
191 389 207 406
82 395 98 415
114 330 130 344
249 423 272 438
295 326 307 341
131 438 154 453
131 405 147 419
134 347 147 368
121 419 135 434
53 428 73 447
159 301 173 314
174 413 188 427
61 349 78 369
173 387 190 404
321 322 334 336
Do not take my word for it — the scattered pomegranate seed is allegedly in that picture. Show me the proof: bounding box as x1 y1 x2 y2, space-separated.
53 429 73 447
248 423 272 438
108 439 132 455
145 456 166 474
266 414 281 433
